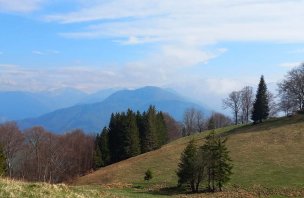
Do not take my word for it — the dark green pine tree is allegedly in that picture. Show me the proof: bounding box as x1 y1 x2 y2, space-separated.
136 111 146 153
100 127 111 165
93 127 111 168
214 138 233 191
156 112 168 146
124 109 141 157
201 131 218 191
176 139 202 193
0 144 6 176
109 113 123 163
140 106 159 153
93 144 103 169
252 75 269 123
201 131 233 192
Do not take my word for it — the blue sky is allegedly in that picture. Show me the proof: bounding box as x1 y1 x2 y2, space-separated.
1 0 304 110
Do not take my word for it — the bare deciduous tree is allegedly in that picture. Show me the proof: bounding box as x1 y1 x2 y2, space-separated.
183 108 205 136
278 63 304 111
1 123 94 183
183 108 196 136
0 122 23 177
195 110 205 132
24 126 47 181
240 86 254 124
278 92 296 116
207 112 232 130
267 91 279 117
223 91 242 125
163 113 182 141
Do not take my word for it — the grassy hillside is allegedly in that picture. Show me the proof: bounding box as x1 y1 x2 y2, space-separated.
2 115 304 198
74 115 304 189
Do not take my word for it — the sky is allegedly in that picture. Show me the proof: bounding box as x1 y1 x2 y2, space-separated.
0 0 304 111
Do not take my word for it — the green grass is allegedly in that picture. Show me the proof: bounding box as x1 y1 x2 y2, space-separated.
74 115 304 189
2 115 304 197
1 178 303 198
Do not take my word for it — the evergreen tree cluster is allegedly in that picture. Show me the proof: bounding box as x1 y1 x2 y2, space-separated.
177 132 232 193
94 106 168 168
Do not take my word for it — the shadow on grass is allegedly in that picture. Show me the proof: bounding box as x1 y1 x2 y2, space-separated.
149 186 185 196
133 186 215 197
219 115 304 138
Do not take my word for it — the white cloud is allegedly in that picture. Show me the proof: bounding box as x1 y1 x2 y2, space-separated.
279 62 302 69
32 50 45 55
46 0 304 81
48 0 304 45
32 50 60 55
0 0 44 13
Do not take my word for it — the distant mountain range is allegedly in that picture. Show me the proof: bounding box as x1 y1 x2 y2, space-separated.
0 88 118 122
16 86 210 133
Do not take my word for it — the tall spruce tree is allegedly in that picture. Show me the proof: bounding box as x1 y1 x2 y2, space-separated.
93 133 103 169
125 109 141 157
0 145 6 176
201 132 232 192
177 139 203 193
109 113 123 163
201 131 218 191
93 145 103 169
140 106 159 152
215 138 233 191
252 75 269 123
156 112 168 146
100 127 111 165
94 127 111 168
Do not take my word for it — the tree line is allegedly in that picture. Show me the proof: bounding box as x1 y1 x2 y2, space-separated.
182 108 232 136
0 122 94 183
223 63 304 124
223 75 277 124
0 105 180 182
93 106 169 168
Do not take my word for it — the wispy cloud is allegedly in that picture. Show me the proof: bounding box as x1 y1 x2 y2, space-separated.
0 0 44 13
32 50 60 56
45 0 304 82
279 62 302 69
48 0 304 45
32 50 45 55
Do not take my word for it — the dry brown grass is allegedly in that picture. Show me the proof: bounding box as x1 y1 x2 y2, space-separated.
0 177 103 198
74 116 304 189
70 115 304 198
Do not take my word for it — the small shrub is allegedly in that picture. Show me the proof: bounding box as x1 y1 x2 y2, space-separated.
144 169 153 181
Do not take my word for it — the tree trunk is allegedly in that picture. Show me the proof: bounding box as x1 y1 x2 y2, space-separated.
235 111 238 125
208 168 211 191
195 176 201 193
190 180 195 193
218 182 222 191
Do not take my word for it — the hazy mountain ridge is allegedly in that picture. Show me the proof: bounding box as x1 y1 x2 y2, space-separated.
0 88 117 122
18 86 210 133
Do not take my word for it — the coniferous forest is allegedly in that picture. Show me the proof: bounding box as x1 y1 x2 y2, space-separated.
93 106 168 168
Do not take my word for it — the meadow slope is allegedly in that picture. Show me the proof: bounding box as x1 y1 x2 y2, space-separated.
74 115 304 189
2 115 304 198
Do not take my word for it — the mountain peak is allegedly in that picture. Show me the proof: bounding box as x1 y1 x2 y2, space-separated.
18 86 211 133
